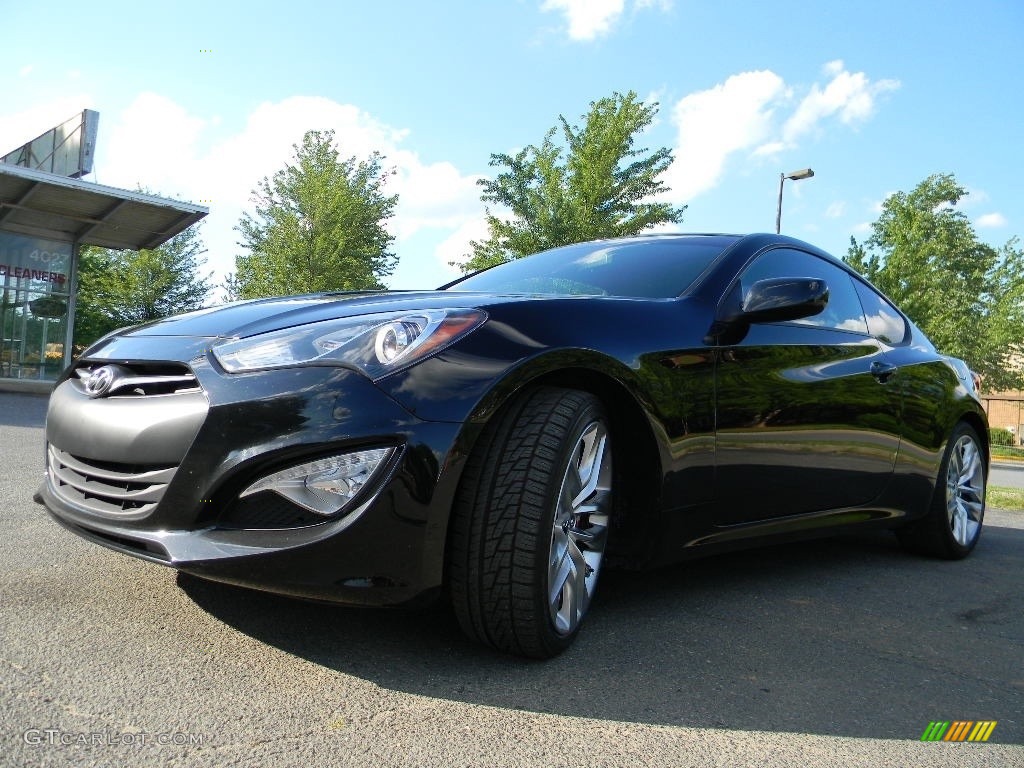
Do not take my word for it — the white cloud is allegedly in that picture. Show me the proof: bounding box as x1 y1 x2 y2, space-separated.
784 61 900 142
823 60 845 77
542 0 624 40
636 0 673 10
662 70 786 200
870 193 895 214
641 89 666 132
965 186 989 203
199 96 409 208
390 156 483 238
659 62 897 203
825 201 846 218
435 217 492 274
91 94 482 288
752 141 786 157
98 92 206 194
976 212 1007 228
541 0 670 40
19 65 32 77
959 185 989 209
852 222 872 234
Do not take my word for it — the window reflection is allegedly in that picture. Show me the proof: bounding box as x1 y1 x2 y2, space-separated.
741 248 868 335
854 281 908 345
0 232 72 381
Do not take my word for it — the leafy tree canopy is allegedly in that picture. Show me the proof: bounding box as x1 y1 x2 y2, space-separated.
235 129 398 298
846 173 1024 390
462 91 686 272
75 224 212 349
219 271 243 304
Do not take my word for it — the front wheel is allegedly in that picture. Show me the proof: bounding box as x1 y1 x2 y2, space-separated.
448 387 612 658
898 422 986 559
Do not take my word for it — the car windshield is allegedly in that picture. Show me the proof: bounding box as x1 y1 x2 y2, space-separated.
443 236 738 298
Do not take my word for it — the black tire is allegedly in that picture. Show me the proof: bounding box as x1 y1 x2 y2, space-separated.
448 387 612 658
897 422 986 559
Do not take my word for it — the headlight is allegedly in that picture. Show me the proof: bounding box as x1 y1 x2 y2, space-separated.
211 308 486 379
239 448 394 516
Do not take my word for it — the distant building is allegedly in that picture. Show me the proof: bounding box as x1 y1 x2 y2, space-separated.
981 390 1024 443
0 111 206 391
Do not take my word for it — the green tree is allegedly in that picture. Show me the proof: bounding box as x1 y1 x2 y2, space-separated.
846 173 1024 389
462 91 686 272
235 130 398 298
220 272 243 304
74 224 213 348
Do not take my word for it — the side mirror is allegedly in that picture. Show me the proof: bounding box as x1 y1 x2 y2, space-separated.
704 276 830 345
740 277 828 323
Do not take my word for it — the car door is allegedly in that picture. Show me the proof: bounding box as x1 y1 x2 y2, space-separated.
851 277 954 486
714 248 902 524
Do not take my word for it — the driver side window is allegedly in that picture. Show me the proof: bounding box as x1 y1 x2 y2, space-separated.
741 249 868 335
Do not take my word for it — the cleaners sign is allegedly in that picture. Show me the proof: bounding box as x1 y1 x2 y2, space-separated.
0 234 70 288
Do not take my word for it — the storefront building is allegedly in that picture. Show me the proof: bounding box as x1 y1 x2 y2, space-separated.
0 163 206 391
1 230 72 380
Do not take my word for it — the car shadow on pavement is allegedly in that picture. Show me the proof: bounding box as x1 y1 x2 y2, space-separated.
0 392 48 427
177 525 1024 743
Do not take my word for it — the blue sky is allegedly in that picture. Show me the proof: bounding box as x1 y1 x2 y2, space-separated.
2 0 1020 294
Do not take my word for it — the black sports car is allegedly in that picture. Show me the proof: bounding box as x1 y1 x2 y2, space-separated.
36 233 988 658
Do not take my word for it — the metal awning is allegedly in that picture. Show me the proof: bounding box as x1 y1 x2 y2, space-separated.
0 163 207 250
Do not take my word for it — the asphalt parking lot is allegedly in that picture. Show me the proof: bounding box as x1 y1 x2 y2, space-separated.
2 391 1022 767
992 462 1024 489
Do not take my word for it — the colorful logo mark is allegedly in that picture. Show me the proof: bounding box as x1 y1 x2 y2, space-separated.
921 721 997 742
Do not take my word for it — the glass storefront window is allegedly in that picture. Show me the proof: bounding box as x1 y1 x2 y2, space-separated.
0 232 72 381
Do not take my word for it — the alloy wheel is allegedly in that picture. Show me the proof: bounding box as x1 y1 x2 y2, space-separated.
548 420 612 636
946 434 985 546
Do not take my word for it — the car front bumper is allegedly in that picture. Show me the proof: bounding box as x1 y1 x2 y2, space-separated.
36 352 470 607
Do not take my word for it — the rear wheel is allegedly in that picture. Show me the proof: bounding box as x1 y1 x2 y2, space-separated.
448 387 612 658
897 422 986 559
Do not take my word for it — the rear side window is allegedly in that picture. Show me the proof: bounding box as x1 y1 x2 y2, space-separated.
854 280 909 345
740 248 868 335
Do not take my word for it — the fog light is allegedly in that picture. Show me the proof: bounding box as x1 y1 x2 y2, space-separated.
239 448 394 516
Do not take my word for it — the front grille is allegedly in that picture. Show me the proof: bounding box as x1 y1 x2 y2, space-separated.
48 446 177 517
73 361 200 397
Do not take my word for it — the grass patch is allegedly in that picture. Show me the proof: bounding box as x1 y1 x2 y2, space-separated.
989 485 1024 510
991 445 1024 461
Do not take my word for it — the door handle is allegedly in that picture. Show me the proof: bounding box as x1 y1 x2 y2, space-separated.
871 361 898 383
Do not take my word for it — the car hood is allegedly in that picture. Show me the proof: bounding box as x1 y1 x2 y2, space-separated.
114 291 498 340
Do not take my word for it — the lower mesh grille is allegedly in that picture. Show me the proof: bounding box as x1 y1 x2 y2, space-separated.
218 494 326 529
48 445 177 517
60 520 170 562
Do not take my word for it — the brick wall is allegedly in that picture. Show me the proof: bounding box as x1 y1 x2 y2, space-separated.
982 393 1024 443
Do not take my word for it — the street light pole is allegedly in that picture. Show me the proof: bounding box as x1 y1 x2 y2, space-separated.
775 173 785 234
775 167 814 234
